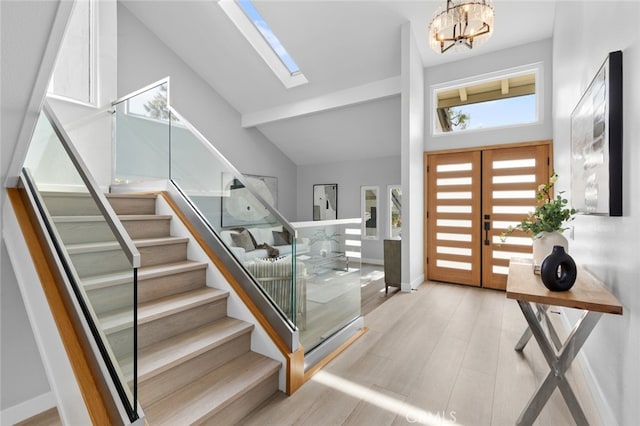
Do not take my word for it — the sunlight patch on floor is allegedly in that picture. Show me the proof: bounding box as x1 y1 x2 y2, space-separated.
312 370 461 425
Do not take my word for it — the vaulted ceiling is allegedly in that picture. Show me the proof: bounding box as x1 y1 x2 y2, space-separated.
120 0 557 165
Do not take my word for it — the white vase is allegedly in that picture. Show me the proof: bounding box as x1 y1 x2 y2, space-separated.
532 231 568 272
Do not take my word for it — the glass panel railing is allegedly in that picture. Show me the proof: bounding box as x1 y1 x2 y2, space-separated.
113 81 170 186
293 219 362 351
24 104 139 421
168 109 300 325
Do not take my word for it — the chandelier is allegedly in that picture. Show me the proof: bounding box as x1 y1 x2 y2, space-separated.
428 0 495 54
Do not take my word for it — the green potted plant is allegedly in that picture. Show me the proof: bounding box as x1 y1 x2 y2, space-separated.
501 172 576 270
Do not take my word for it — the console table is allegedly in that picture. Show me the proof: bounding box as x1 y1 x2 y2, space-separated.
506 258 623 426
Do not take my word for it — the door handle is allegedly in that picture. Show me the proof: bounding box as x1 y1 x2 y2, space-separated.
484 215 490 246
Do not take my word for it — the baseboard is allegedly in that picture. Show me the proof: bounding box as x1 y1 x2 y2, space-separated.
361 257 383 266
558 310 619 426
410 273 425 290
0 392 56 425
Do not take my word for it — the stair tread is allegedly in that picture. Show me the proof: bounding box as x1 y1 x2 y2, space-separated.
134 236 189 247
81 260 207 290
100 287 228 334
138 318 253 381
145 351 280 425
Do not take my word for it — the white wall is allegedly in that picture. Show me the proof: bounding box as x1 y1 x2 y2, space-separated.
0 0 71 415
117 4 298 220
0 245 51 409
296 155 401 263
401 23 425 291
424 39 554 151
552 2 640 425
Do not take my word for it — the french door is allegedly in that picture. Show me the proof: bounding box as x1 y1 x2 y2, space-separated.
425 143 550 290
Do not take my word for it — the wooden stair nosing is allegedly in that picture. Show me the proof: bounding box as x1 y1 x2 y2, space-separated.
51 215 104 223
66 240 122 254
118 214 172 222
81 260 208 291
99 287 228 334
133 236 189 248
145 352 280 425
137 318 253 382
106 193 158 200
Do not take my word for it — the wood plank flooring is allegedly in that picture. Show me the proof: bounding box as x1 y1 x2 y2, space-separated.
243 281 602 426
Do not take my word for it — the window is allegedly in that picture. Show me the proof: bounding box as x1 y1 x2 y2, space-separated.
48 0 95 105
219 0 308 89
432 65 541 134
236 0 300 75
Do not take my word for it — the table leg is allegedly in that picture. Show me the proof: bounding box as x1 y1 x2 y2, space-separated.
515 300 602 426
515 304 546 351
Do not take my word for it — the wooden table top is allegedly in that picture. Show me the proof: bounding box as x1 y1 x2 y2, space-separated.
506 258 623 315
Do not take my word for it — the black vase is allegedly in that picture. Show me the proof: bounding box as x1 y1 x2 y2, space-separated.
540 245 577 291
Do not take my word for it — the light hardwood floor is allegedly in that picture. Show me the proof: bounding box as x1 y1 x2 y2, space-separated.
243 281 602 426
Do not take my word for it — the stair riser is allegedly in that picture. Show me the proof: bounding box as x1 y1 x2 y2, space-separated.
138 333 251 407
139 299 228 349
42 194 101 216
70 250 132 277
121 219 170 240
105 326 135 362
138 268 207 304
108 197 156 215
138 242 188 267
55 220 114 245
87 283 134 316
199 372 279 425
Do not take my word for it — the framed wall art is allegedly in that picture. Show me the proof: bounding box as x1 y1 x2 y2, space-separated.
313 184 338 221
570 50 623 216
221 174 278 227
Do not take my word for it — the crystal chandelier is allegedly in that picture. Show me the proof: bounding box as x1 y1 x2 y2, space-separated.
428 0 495 54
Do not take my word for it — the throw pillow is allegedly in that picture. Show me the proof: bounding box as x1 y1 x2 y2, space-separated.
231 230 256 251
272 229 292 246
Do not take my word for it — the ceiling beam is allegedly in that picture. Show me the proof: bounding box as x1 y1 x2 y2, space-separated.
437 84 535 109
501 79 509 95
458 87 468 102
241 76 401 128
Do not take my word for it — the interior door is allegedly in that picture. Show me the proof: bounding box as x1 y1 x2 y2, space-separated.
426 143 550 289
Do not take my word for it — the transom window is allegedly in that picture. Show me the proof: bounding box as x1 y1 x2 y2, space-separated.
432 65 541 134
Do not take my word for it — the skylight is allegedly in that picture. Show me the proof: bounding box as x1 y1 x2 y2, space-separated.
236 0 300 75
219 0 308 88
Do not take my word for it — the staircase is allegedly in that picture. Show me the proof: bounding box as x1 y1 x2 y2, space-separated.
46 191 281 424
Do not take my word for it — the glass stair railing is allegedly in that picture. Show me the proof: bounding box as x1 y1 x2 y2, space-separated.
22 101 141 422
113 80 362 355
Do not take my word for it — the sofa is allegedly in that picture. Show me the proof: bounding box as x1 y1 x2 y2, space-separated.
219 225 310 263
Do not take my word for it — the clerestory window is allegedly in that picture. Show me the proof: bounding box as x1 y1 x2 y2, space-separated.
432 65 541 134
